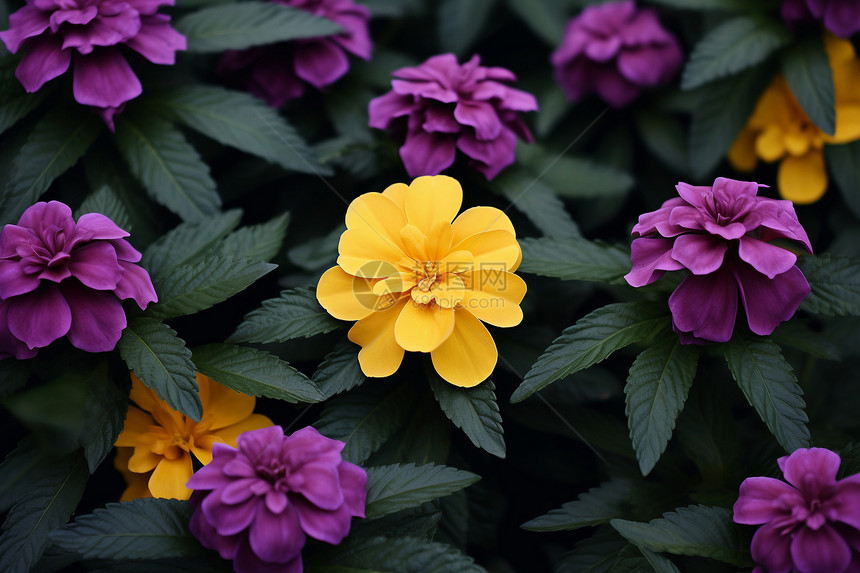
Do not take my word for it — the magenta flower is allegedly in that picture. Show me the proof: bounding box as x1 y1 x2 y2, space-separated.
551 0 683 108
0 201 157 359
367 53 538 180
781 0 860 38
187 425 367 573
734 448 860 573
218 0 371 107
624 178 812 344
0 0 186 125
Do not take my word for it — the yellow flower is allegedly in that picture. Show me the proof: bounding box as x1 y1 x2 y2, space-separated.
113 372 273 500
728 34 860 204
316 175 526 388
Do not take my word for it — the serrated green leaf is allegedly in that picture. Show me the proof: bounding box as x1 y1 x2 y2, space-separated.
512 302 671 403
0 108 101 224
681 16 790 90
505 0 563 45
117 317 201 421
437 0 496 56
0 438 41 514
494 170 581 239
519 237 631 282
522 478 634 532
81 367 129 473
175 1 342 52
313 342 368 399
287 225 342 272
0 63 48 137
798 253 860 316
315 382 416 464
368 390 452 467
826 141 860 220
215 212 289 262
0 452 88 573
364 464 480 520
688 66 770 178
228 287 344 343
611 505 754 567
192 343 322 403
625 338 699 475
75 185 131 232
49 499 203 560
143 210 243 278
781 34 835 135
153 85 326 174
638 548 681 573
519 149 634 199
428 375 505 458
635 111 689 175
114 115 220 222
557 533 645 573
149 256 276 320
722 337 809 452
771 320 840 360
327 535 485 573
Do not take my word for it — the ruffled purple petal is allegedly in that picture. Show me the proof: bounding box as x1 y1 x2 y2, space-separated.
456 127 516 180
60 3 140 54
293 38 349 89
591 64 641 108
668 268 738 343
113 261 157 309
67 242 124 290
189 495 243 560
0 301 40 360
368 91 416 129
291 461 344 511
733 476 803 524
624 237 683 287
670 234 727 276
734 263 810 337
233 539 302 573
830 482 860 530
248 503 305 563
337 460 367 518
821 0 860 37
400 130 458 178
0 5 51 53
0 259 41 299
7 284 71 349
779 447 841 496
737 237 798 279
15 35 72 93
202 487 260 537
125 13 186 64
237 426 285 462
293 495 354 544
330 10 371 59
72 49 142 108
453 100 503 141
750 522 794 573
791 524 852 573
62 282 126 352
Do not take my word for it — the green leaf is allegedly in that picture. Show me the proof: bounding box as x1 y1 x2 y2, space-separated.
781 34 835 135
533 79 570 138
722 336 809 452
688 66 771 178
153 86 326 175
0 108 101 224
522 478 634 532
215 212 290 262
519 149 634 199
313 342 367 399
50 499 203 560
437 0 496 56
494 170 581 239
192 343 322 403
826 141 860 220
0 438 41 513
76 185 131 232
228 287 344 343
625 338 699 476
287 225 342 271
117 317 201 421
0 452 88 573
327 535 485 573
149 256 276 320
798 254 860 316
681 16 791 90
428 375 505 458
557 533 647 573
638 548 681 573
315 382 416 464
771 320 840 360
611 505 754 567
175 1 342 52
505 0 564 45
518 237 631 283
81 367 129 473
635 111 689 175
143 210 243 278
364 464 480 520
512 302 671 403
114 115 220 222
0 62 48 137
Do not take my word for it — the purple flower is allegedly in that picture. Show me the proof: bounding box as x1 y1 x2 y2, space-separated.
218 0 371 107
734 448 860 573
624 178 812 344
0 201 157 359
782 0 860 38
368 53 538 180
551 0 683 108
0 0 186 126
187 425 367 573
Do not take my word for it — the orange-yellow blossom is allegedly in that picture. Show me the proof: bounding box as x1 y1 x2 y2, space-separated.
113 372 272 500
316 175 526 388
728 34 860 204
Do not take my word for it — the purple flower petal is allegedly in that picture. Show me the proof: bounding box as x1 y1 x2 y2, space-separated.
293 38 349 89
456 127 516 180
60 3 141 54
125 13 186 64
453 100 503 141
293 495 354 544
189 494 243 560
7 284 71 349
291 461 344 511
791 524 852 573
750 523 794 573
248 503 305 563
591 63 641 108
737 237 798 279
284 426 344 467
330 10 372 59
779 448 841 496
221 478 259 505
822 0 860 37
368 91 416 130
400 130 458 178
72 49 142 108
0 5 50 52
15 35 72 93
67 242 124 290
624 237 682 287
73 212 130 241
0 301 40 360
0 259 41 299
113 261 157 309
237 426 285 461
202 487 260 537
337 460 368 517
831 482 860 530
733 476 802 524
734 264 810 336
584 36 622 62
670 234 727 276
668 268 738 343
233 539 302 573
62 282 126 352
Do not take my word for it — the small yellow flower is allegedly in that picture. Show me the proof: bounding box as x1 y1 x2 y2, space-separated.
113 372 273 500
728 34 860 204
316 175 526 388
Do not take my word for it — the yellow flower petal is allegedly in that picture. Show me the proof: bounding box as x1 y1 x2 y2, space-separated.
148 454 194 500
728 128 759 172
430 309 497 387
128 448 162 473
395 300 455 352
425 220 454 262
453 229 521 271
778 151 828 204
399 224 429 262
404 175 463 236
373 272 417 297
450 206 516 245
337 228 407 277
129 373 163 416
114 448 153 502
348 298 409 377
202 414 274 457
382 182 408 209
755 125 787 162
784 130 811 156
114 406 155 447
317 266 378 320
462 271 527 327
426 272 466 309
827 104 860 144
198 374 256 431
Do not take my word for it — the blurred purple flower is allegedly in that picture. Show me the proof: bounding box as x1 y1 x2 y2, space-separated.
624 178 812 344
187 425 367 573
782 0 860 38
551 0 682 108
0 201 157 359
218 0 371 107
734 447 860 573
0 0 186 126
368 53 538 180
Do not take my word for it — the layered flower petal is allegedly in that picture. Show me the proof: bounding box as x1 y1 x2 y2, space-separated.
430 309 497 387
